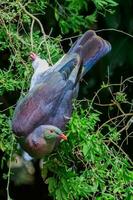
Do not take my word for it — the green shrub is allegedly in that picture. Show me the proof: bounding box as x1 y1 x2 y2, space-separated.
42 99 133 200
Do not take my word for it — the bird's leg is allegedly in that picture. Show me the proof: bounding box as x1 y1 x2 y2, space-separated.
29 52 49 71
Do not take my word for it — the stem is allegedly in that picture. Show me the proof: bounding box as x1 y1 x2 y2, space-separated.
110 139 133 165
30 19 35 51
96 28 133 39
18 2 53 65
96 113 133 133
7 136 15 200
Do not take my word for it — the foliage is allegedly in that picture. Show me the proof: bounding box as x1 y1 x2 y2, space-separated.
0 1 133 200
92 0 118 11
42 95 133 200
0 113 15 156
54 0 118 33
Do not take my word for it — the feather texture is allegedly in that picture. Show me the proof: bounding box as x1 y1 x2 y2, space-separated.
12 30 111 158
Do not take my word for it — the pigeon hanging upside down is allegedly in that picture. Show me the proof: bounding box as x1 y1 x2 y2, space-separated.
12 30 111 158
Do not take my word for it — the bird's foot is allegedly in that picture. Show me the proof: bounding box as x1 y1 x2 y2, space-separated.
30 52 37 61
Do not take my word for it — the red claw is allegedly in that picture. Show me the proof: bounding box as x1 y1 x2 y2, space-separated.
30 52 37 61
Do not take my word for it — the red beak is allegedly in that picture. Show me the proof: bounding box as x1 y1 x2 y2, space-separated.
59 133 67 140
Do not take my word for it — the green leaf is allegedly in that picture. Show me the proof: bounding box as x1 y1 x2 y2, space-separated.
82 143 89 157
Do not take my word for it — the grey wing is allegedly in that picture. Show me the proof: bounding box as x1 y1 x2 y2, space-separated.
48 89 74 131
30 52 81 90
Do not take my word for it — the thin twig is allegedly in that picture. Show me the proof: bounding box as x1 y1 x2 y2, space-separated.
18 2 53 65
96 28 133 39
89 76 133 112
110 139 133 165
30 19 35 51
7 136 15 200
94 102 115 107
119 131 133 151
118 117 133 134
96 113 133 133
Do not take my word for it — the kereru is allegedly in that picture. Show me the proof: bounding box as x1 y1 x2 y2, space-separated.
12 30 111 158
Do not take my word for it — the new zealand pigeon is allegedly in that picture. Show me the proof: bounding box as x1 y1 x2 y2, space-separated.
12 30 111 158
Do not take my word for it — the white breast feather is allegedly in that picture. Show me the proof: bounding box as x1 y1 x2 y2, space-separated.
30 57 50 91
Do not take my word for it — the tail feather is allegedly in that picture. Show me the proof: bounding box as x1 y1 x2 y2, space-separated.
68 30 111 78
80 36 111 77
68 30 96 54
53 30 111 82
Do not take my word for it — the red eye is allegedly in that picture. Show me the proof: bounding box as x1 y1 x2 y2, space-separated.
49 130 54 133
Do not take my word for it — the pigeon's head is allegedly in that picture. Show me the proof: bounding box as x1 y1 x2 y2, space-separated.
43 125 67 141
23 125 67 158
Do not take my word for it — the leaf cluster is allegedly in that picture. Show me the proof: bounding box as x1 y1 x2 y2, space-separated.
54 0 118 33
42 100 133 200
